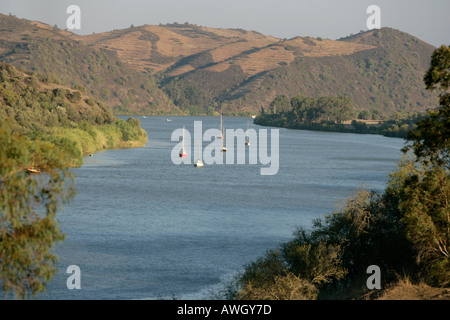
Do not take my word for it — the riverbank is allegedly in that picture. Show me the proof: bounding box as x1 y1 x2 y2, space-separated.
254 113 422 138
47 117 148 167
0 62 148 168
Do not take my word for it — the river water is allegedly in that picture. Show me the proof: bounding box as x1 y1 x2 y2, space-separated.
40 116 406 300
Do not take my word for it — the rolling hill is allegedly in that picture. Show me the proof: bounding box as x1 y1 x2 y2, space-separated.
77 22 436 116
0 60 147 166
0 14 439 117
0 13 179 115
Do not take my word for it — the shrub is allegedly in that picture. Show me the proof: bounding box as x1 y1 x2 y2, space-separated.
67 91 82 103
237 273 319 300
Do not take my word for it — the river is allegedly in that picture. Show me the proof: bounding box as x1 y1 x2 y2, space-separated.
41 116 406 300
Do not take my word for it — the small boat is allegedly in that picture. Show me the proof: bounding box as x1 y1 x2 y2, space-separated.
194 140 203 167
217 108 223 139
27 156 40 174
143 115 146 118
221 127 227 152
166 118 172 122
251 115 256 119
179 126 188 158
27 167 40 174
245 121 250 146
194 159 204 167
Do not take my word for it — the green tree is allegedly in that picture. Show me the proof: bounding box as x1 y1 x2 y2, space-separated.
270 95 291 114
406 45 450 169
358 110 371 120
0 120 75 299
398 165 450 286
398 45 450 286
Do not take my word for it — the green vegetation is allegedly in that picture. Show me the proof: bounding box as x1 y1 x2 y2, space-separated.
216 45 450 300
257 94 353 124
0 14 178 115
0 120 75 299
162 63 247 116
406 45 450 169
0 15 438 118
0 62 147 167
0 61 148 298
161 28 436 116
254 94 427 138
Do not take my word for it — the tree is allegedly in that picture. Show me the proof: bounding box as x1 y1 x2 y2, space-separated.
237 272 319 300
399 45 450 286
0 120 75 299
398 165 450 286
358 110 371 120
406 45 450 169
270 95 290 114
424 45 450 93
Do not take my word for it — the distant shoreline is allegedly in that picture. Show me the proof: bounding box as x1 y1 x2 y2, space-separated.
253 115 418 139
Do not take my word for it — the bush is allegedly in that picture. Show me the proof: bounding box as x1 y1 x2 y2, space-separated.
237 273 319 300
85 98 95 106
67 91 82 103
230 186 420 300
398 165 450 286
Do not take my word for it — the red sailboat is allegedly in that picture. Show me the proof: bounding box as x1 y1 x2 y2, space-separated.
179 126 188 158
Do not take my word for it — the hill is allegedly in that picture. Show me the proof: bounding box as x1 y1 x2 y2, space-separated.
0 13 179 115
0 61 147 166
77 23 437 116
161 28 438 116
0 14 440 117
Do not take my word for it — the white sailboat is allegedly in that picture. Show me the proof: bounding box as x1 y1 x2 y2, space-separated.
221 127 227 152
194 140 204 167
245 121 250 146
179 126 187 158
217 109 223 139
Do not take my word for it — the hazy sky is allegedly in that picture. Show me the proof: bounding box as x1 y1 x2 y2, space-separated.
1 0 449 47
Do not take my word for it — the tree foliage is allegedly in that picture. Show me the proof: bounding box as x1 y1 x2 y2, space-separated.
0 61 148 299
228 46 450 299
0 62 147 166
0 121 75 299
256 95 354 130
398 165 450 285
406 45 450 169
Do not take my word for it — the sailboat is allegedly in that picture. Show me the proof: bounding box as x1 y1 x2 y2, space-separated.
245 121 250 146
194 140 204 167
217 109 223 139
179 126 188 158
221 127 227 152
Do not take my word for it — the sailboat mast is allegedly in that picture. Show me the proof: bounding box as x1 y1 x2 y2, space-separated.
182 126 185 150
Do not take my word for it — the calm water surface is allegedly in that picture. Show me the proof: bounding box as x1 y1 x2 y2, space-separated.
41 116 405 300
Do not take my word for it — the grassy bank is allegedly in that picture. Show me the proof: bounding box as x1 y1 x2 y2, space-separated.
44 118 147 167
0 62 147 168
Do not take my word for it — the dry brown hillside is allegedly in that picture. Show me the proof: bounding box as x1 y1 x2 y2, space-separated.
0 14 437 116
0 14 179 114
76 23 375 77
